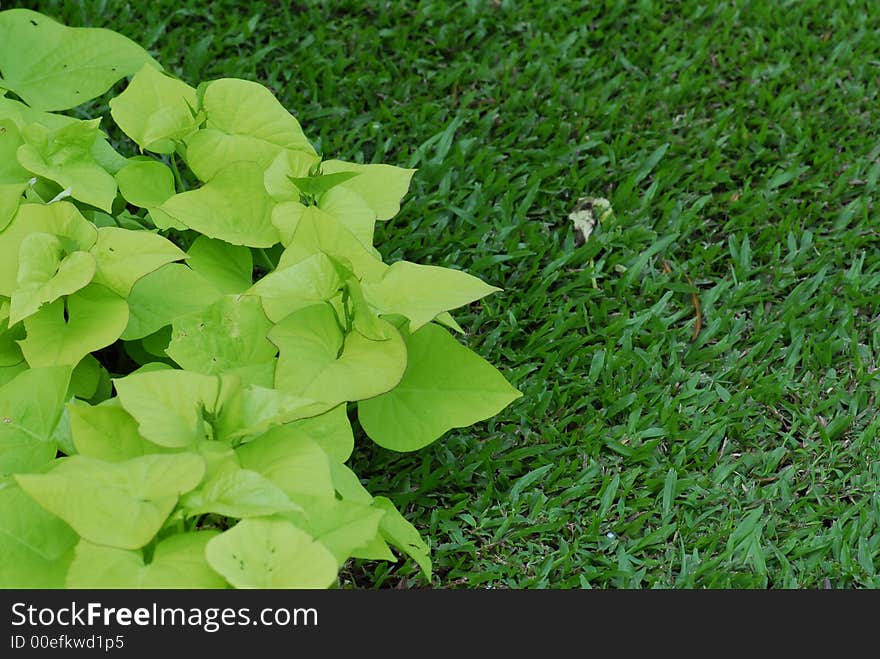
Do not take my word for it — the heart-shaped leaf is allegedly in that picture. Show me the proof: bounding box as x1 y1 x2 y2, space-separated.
205 518 337 588
269 303 407 406
0 365 71 474
110 64 200 153
167 295 276 375
358 323 522 451
159 161 279 248
0 9 159 111
236 426 335 501
362 260 500 332
184 78 315 181
9 233 96 325
16 119 117 211
66 533 225 588
320 159 416 221
122 263 222 340
180 463 300 519
15 453 205 549
0 201 96 297
19 283 129 367
114 369 227 448
90 226 186 297
114 158 176 209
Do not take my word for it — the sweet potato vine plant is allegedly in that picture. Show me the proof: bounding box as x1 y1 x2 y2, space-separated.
0 9 520 588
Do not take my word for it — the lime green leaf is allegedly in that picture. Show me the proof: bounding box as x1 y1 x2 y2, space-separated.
434 311 465 334
247 252 342 322
114 370 226 448
0 9 159 111
0 361 27 387
186 236 253 294
167 295 276 375
159 161 279 247
318 185 377 249
236 427 335 500
140 326 171 357
214 384 330 443
372 496 431 579
115 158 176 208
343 275 388 341
273 202 388 281
19 283 129 367
205 518 337 588
0 365 71 474
0 96 75 130
185 78 316 181
284 404 353 463
110 64 200 153
0 119 29 184
69 398 170 461
362 261 500 332
10 233 96 325
289 171 360 198
69 353 102 399
50 403 74 456
0 182 26 229
0 484 77 587
90 226 186 297
0 201 97 297
321 159 416 221
15 453 205 549
224 362 276 389
122 263 222 340
263 149 321 201
17 119 117 211
66 533 225 589
0 98 127 175
350 533 397 562
358 323 522 451
329 462 374 504
0 319 24 366
284 498 385 565
269 304 407 406
181 463 300 518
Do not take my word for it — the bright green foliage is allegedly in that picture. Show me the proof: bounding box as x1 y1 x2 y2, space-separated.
166 295 277 377
16 119 117 211
185 78 316 181
67 533 225 588
0 9 519 589
19 284 129 367
159 162 279 247
89 226 186 297
15 454 205 549
0 9 157 111
359 323 522 451
114 159 176 210
10 233 95 325
362 261 501 332
270 304 408 406
0 484 78 588
0 366 71 474
109 65 200 154
206 518 338 589
186 237 253 294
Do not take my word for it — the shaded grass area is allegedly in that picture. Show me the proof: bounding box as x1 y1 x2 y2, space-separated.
19 0 880 587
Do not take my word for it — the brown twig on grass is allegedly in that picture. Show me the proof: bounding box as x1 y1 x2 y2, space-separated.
662 260 703 340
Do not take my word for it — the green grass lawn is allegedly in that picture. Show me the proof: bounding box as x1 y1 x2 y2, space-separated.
21 0 880 588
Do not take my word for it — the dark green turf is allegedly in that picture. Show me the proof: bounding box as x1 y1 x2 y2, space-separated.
16 0 880 588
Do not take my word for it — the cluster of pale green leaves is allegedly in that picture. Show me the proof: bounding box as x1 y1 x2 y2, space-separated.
0 9 520 588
